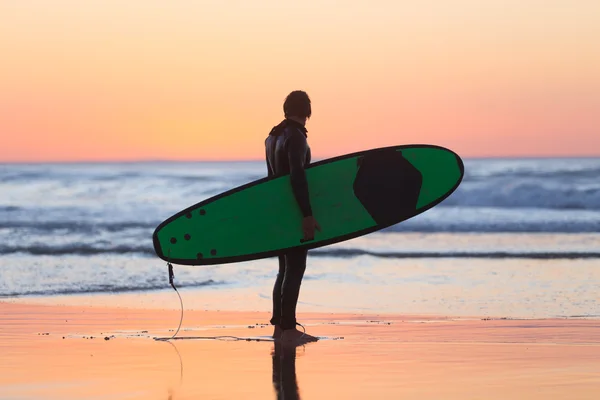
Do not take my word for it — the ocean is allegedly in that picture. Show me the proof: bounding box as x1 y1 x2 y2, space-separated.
1 158 599 318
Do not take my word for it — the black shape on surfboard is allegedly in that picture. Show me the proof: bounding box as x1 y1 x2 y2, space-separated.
353 149 423 225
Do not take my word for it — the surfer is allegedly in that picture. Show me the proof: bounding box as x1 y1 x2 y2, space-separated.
265 90 321 345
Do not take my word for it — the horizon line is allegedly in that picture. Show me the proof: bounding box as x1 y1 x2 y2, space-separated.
1 153 600 164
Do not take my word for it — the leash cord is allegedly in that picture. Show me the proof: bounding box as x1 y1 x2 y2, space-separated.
155 261 184 342
153 259 309 343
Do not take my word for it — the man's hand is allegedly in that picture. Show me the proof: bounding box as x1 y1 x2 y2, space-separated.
302 216 321 242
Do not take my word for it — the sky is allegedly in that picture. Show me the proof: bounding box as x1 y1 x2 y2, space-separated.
1 0 599 162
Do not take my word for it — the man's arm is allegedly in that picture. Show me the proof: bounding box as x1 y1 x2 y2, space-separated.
265 150 274 178
286 131 312 217
265 138 275 178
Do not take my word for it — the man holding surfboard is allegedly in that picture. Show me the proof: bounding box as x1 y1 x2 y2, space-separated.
265 90 321 345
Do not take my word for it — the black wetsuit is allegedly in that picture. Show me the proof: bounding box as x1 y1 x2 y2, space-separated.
265 118 312 330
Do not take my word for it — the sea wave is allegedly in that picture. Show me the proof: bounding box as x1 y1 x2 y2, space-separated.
0 244 155 256
0 220 156 232
0 279 221 297
466 165 600 181
443 183 600 210
2 243 598 259
309 248 600 259
382 218 600 233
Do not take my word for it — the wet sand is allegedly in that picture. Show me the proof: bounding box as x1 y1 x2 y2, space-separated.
1 301 599 399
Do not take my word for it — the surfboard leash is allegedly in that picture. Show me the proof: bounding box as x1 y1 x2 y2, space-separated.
154 264 274 342
155 249 184 342
154 253 309 344
167 261 184 340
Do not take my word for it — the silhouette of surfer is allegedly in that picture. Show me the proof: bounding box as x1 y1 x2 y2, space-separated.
265 90 320 345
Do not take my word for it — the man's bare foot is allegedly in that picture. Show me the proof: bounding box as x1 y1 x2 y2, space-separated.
272 325 282 339
280 328 319 346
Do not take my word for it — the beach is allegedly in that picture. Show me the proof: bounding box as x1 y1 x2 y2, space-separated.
2 301 600 399
2 159 600 398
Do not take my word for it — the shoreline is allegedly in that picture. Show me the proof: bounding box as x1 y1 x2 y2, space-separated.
4 280 600 322
2 301 600 399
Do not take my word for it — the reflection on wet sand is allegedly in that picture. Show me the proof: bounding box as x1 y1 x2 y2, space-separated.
163 340 183 400
3 304 600 399
272 343 302 400
160 339 304 399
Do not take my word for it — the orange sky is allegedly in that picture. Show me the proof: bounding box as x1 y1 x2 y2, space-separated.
1 1 599 162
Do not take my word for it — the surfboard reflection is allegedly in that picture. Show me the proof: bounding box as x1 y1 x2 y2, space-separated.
272 343 301 400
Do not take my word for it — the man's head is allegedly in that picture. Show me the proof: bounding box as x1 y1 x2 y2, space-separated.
283 90 311 124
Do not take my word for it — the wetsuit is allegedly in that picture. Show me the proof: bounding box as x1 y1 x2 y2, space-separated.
265 118 312 330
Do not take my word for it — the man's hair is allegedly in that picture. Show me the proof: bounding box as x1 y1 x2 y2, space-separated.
283 90 311 119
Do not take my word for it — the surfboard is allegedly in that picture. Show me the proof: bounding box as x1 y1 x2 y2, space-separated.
153 144 464 266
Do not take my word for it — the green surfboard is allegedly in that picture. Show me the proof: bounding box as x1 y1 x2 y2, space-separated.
153 144 464 266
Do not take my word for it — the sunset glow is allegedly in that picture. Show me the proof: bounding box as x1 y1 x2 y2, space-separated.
1 1 599 162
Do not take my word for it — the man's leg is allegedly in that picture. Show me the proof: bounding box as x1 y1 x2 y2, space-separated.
270 255 286 333
280 248 308 330
279 248 318 345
